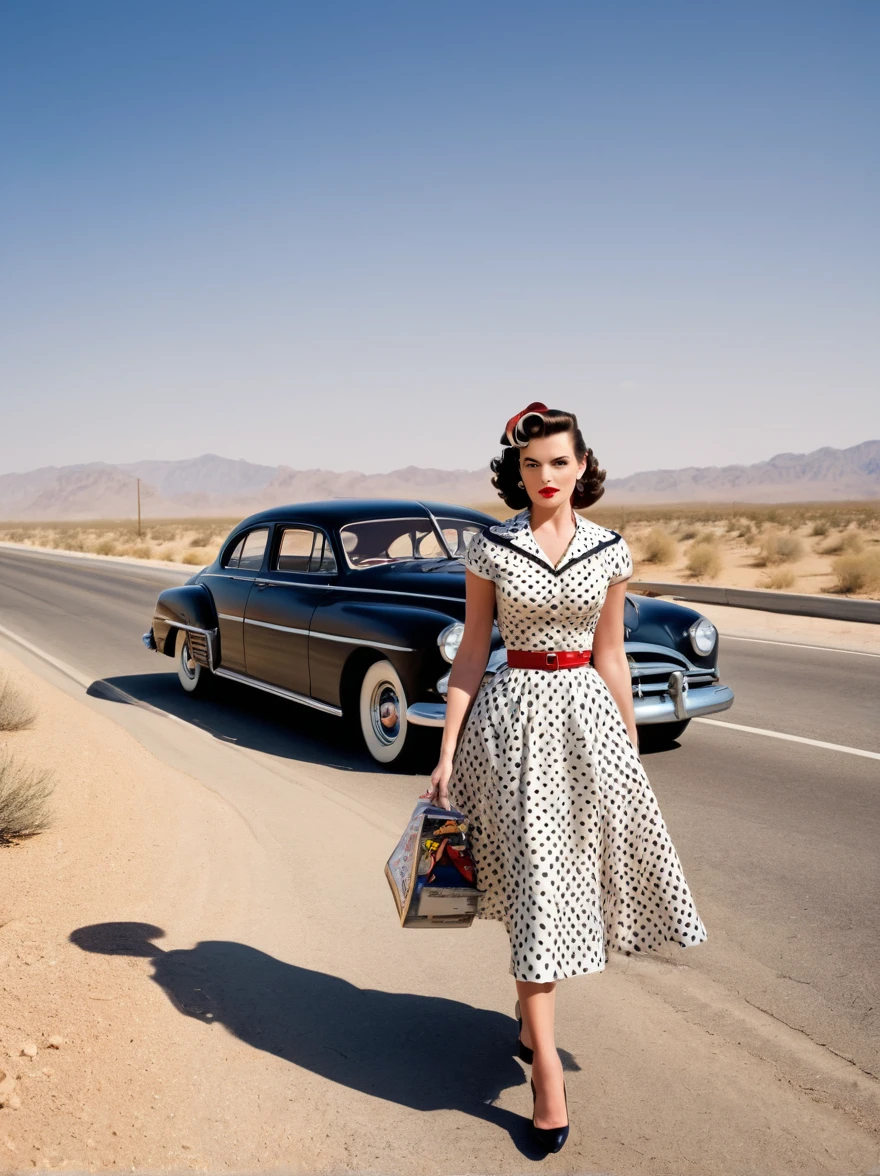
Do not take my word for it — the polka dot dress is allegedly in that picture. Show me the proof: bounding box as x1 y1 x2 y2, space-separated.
447 507 708 982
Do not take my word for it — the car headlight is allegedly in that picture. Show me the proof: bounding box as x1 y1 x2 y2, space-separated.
438 622 465 663
688 617 717 656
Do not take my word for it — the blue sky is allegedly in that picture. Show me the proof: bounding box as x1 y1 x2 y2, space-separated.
1 0 877 478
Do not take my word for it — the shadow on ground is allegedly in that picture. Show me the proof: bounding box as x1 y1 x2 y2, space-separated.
70 922 581 1157
87 670 676 776
87 672 440 774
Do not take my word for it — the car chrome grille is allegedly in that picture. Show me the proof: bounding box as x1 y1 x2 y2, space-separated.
627 653 716 696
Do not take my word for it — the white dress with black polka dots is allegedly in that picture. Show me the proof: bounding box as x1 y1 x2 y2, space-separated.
447 507 708 982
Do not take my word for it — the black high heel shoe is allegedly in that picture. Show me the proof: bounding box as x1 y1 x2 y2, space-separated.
514 999 533 1064
530 1076 569 1154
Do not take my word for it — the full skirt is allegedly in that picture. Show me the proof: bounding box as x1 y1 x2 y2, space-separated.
447 664 708 982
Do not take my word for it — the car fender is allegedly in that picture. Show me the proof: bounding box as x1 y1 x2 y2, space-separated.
628 595 717 669
151 584 219 658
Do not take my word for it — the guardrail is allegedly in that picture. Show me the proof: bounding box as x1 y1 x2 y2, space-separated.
628 581 880 624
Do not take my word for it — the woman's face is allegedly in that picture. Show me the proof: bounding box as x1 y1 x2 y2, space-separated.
519 432 587 508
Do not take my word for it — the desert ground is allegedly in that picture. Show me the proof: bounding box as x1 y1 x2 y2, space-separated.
1 500 879 597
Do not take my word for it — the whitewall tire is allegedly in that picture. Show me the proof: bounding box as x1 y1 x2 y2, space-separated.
358 659 412 766
175 629 211 696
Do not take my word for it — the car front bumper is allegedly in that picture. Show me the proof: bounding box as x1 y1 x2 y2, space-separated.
406 667 735 728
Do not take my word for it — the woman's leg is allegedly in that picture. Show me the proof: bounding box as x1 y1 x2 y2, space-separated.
515 980 567 1128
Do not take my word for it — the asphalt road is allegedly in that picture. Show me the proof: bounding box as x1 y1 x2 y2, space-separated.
1 545 879 1092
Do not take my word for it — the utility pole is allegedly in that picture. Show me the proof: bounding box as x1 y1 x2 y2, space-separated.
137 478 142 537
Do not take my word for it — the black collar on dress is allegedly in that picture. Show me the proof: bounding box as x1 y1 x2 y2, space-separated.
480 510 623 577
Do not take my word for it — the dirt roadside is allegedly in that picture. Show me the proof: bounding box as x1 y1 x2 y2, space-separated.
0 651 269 1172
1 647 879 1174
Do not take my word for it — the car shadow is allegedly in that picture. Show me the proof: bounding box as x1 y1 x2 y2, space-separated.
87 672 681 772
86 672 433 774
69 922 580 1157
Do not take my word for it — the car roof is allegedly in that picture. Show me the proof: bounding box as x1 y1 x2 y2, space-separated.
232 498 499 531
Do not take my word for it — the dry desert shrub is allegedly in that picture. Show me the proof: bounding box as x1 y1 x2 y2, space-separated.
91 538 117 556
686 541 721 581
182 549 210 566
809 519 831 537
0 752 55 844
821 530 865 556
831 551 880 595
762 567 796 590
118 543 153 559
189 531 220 548
756 532 804 566
639 527 677 564
0 678 36 732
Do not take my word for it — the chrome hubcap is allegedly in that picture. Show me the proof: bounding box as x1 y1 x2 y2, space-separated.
180 638 197 680
370 681 401 745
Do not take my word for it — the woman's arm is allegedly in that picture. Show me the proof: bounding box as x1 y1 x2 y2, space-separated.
426 570 496 808
591 580 639 751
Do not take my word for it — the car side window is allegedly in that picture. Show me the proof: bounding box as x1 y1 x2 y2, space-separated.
233 527 270 572
311 532 338 574
276 527 315 573
223 535 246 569
275 527 338 574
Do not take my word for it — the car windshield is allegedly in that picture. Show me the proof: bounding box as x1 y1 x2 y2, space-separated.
339 517 484 568
434 517 485 558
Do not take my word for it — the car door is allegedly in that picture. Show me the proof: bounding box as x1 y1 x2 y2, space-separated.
243 524 337 697
201 526 270 673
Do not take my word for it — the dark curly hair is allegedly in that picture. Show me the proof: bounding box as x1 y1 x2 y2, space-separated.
489 407 606 511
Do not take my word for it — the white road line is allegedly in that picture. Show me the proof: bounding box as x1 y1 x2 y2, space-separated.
3 619 878 765
0 621 193 729
722 634 880 658
695 717 880 761
0 622 93 689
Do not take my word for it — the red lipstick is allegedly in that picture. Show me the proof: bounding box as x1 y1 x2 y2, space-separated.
539 487 559 498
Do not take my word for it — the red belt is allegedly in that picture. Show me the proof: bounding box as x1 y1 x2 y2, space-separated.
506 649 591 671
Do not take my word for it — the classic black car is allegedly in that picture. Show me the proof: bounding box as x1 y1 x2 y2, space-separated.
142 499 734 766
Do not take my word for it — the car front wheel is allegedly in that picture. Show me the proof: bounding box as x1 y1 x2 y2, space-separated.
358 659 416 767
175 629 212 697
639 718 690 749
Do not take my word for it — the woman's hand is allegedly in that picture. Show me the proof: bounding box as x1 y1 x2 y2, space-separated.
424 752 454 810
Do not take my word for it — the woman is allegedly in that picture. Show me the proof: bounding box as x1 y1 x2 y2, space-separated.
427 403 708 1154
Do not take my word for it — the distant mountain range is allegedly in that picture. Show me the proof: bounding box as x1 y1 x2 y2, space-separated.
0 441 877 520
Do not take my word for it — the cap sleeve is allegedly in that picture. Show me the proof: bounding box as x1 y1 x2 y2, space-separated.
608 534 634 585
463 530 497 582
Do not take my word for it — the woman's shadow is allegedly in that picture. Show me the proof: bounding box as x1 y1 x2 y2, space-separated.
70 923 580 1156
